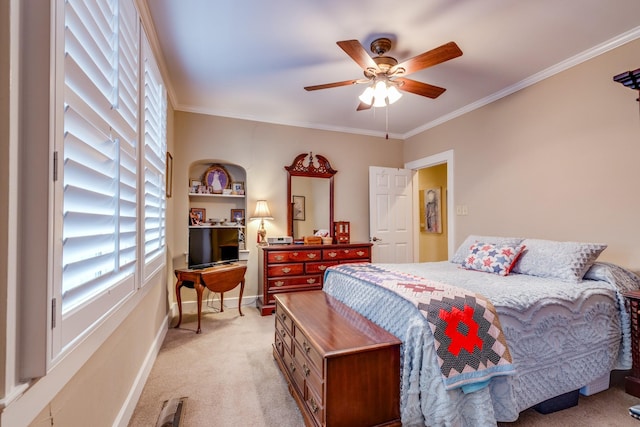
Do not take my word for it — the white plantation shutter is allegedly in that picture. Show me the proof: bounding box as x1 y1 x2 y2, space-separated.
141 33 167 278
57 0 141 352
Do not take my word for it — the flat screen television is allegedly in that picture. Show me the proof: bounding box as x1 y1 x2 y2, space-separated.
188 227 239 269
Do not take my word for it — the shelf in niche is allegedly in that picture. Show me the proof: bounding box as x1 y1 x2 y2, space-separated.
189 192 245 198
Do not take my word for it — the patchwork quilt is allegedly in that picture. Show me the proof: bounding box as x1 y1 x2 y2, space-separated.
330 263 515 392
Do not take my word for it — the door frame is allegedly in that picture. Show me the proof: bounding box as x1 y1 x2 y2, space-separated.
404 149 455 260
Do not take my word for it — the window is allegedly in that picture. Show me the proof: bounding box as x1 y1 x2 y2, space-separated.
141 34 167 280
53 0 166 359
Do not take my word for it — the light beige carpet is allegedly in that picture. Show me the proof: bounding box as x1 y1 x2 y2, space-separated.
128 300 304 427
129 299 640 426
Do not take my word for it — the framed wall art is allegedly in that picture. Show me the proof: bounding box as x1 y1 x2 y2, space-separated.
189 207 205 225
202 164 230 194
231 181 245 195
421 187 442 233
292 195 305 221
231 208 245 223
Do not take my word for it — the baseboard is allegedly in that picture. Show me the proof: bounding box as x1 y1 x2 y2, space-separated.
172 294 259 315
114 313 170 427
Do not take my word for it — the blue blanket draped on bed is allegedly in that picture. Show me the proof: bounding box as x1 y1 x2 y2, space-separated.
329 263 515 393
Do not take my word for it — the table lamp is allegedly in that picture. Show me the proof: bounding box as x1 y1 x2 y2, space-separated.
251 200 273 245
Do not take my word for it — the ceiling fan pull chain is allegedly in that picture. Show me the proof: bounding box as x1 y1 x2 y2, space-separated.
385 105 389 140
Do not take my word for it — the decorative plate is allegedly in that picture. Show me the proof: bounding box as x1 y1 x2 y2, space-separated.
202 165 230 193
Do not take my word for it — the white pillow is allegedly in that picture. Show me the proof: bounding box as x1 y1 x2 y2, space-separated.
451 235 524 264
511 239 607 283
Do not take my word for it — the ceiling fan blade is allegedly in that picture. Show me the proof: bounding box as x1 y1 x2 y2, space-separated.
337 40 380 72
395 78 446 99
304 79 360 91
390 41 462 76
356 101 372 111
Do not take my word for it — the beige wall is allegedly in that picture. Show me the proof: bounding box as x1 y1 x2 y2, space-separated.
405 38 640 270
169 112 404 306
28 281 167 427
418 164 448 261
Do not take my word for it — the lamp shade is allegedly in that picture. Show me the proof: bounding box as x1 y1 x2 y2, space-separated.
358 86 374 104
387 85 402 104
251 200 273 219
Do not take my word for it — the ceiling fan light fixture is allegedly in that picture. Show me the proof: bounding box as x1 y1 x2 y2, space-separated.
386 84 402 104
372 95 388 108
373 80 387 101
358 86 374 105
360 80 403 107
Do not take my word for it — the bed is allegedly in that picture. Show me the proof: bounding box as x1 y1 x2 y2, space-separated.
322 236 640 426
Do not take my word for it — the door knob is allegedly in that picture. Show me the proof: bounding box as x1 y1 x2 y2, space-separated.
371 236 382 242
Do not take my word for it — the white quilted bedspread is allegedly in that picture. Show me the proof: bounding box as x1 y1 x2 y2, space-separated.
322 261 639 427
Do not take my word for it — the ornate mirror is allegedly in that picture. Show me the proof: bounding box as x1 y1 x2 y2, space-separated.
286 153 337 240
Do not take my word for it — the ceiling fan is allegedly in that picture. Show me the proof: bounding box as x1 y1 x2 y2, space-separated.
304 38 463 110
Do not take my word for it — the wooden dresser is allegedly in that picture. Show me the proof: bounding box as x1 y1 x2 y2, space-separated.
257 242 372 315
273 291 401 427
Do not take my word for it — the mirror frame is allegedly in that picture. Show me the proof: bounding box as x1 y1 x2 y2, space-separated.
286 153 337 239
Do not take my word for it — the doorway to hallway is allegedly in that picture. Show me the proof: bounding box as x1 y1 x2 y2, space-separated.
405 149 455 261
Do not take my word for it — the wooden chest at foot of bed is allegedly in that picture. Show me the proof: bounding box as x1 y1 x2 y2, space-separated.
273 291 401 427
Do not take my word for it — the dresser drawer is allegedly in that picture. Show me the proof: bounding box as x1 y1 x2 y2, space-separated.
276 307 294 334
293 325 324 377
267 263 304 276
275 312 293 354
268 250 322 263
306 260 338 274
274 330 285 358
305 381 325 426
304 361 324 406
268 275 322 290
283 345 305 395
323 246 371 261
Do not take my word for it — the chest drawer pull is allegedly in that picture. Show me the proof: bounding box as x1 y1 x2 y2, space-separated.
307 253 317 259
275 255 284 261
289 362 296 373
303 341 311 354
280 328 286 337
356 251 364 256
282 267 291 273
274 281 284 287
318 265 327 271
309 397 319 414
306 278 316 284
327 252 337 258
303 363 311 377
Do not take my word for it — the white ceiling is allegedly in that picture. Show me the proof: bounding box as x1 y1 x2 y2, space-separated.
144 0 640 139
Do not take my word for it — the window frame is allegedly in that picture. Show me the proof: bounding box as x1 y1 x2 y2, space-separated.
47 0 167 365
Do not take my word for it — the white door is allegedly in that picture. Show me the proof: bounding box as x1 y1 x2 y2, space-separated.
369 166 413 263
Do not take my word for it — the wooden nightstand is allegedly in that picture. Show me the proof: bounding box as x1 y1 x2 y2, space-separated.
625 290 640 397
